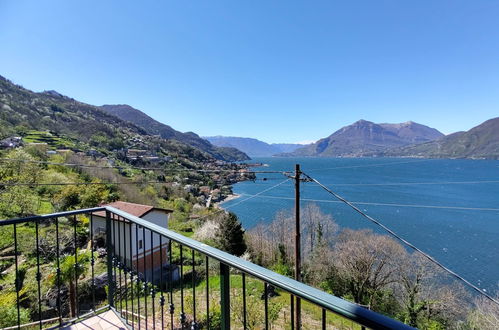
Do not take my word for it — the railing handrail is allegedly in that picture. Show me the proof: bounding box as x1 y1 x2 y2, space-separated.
0 207 106 225
0 206 414 329
107 206 414 330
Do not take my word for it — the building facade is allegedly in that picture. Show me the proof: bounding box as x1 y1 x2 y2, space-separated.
92 201 175 282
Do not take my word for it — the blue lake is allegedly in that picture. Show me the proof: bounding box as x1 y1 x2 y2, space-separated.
222 157 499 295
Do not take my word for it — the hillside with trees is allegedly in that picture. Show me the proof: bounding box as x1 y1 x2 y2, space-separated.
0 75 248 162
381 117 499 159
100 104 249 161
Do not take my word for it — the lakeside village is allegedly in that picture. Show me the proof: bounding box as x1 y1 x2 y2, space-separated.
0 131 257 207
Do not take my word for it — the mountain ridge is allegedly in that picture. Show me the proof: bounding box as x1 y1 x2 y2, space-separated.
99 104 249 161
381 117 499 159
204 136 305 157
281 120 444 157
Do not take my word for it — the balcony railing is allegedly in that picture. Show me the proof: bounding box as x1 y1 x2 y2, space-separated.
0 207 414 329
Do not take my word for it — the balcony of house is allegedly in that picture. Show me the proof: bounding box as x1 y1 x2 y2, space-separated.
0 206 414 330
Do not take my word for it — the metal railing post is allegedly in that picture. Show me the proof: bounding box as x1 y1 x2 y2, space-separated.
106 210 115 307
294 164 302 329
220 263 230 330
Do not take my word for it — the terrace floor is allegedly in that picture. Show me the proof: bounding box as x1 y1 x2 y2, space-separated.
62 311 127 330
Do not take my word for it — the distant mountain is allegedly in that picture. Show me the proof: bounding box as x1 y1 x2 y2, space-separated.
382 117 499 159
100 104 249 161
282 120 444 157
204 136 305 157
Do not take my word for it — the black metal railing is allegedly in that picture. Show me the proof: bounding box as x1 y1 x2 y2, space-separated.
0 207 414 329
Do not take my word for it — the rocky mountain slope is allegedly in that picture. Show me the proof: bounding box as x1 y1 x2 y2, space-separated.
382 117 499 159
100 105 249 161
282 120 444 157
204 136 304 157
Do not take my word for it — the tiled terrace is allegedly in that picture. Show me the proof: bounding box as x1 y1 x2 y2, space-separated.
62 311 127 330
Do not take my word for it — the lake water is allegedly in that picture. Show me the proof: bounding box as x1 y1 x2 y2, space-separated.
221 157 499 295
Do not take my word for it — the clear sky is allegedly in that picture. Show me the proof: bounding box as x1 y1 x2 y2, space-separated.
1 1 499 143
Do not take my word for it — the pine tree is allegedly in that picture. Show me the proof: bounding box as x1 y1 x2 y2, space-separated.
216 212 247 257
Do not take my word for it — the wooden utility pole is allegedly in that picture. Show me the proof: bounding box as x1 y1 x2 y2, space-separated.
294 164 301 328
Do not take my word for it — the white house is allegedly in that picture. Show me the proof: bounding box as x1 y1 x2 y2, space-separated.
92 201 174 281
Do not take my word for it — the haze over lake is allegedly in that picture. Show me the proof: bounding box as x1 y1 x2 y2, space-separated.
222 157 499 295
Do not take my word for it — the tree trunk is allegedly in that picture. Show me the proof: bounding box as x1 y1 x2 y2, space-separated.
69 280 76 317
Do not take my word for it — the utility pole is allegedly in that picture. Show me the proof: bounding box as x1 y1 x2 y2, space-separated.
294 164 301 329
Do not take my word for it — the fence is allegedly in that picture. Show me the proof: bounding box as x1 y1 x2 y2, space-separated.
0 206 413 329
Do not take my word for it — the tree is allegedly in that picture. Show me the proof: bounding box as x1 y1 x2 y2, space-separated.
332 229 405 308
467 294 499 330
247 204 337 267
395 253 470 328
395 253 446 327
301 203 337 254
215 212 247 257
0 149 41 217
54 250 90 317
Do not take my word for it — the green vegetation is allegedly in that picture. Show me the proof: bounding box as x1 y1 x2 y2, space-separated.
0 75 248 162
0 142 251 327
22 130 77 150
215 212 247 257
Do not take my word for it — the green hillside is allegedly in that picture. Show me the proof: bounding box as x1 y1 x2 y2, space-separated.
0 75 246 163
383 117 499 159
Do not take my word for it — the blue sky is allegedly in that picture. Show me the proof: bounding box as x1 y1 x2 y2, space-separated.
1 1 499 143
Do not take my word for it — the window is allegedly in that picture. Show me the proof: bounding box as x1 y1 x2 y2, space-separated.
138 240 143 249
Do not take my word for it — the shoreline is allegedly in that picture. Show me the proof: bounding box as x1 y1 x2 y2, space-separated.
216 193 241 208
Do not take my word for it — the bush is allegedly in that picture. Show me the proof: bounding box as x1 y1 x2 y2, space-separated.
0 306 30 328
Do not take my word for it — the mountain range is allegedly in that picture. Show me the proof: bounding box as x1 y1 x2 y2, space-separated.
204 136 304 157
100 104 249 161
282 120 444 157
381 117 499 159
0 75 248 162
2 74 497 160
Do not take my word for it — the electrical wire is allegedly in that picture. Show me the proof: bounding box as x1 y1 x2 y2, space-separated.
227 193 499 212
233 179 499 187
315 180 499 187
305 159 432 172
0 181 166 187
0 177 279 187
301 171 499 306
0 158 289 174
181 177 293 223
222 178 292 210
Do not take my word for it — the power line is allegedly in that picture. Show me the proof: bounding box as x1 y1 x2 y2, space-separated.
234 179 499 187
227 193 499 212
0 181 169 187
317 180 499 186
0 176 277 187
183 177 293 223
301 171 499 307
0 158 289 175
222 178 292 210
305 159 432 172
